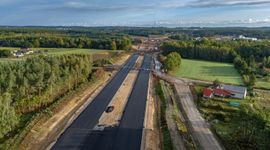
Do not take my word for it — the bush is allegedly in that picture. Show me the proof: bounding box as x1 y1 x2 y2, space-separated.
163 52 182 71
0 49 12 58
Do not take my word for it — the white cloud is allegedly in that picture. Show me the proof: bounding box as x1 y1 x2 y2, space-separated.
189 0 270 7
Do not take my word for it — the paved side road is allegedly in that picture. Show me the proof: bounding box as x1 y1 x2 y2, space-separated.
154 72 223 150
51 54 139 150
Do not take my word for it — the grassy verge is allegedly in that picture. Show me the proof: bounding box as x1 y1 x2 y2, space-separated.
155 80 174 150
255 78 270 90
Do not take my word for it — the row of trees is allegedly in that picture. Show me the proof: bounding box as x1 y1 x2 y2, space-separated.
162 40 236 63
0 36 132 50
162 39 270 63
234 56 256 86
0 54 94 138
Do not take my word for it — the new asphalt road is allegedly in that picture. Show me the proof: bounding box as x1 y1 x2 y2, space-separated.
51 54 139 150
80 54 152 150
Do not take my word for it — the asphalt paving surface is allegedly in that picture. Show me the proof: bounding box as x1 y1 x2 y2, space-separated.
81 54 152 150
51 54 139 150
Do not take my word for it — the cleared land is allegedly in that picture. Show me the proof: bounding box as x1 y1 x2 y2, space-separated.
172 59 243 85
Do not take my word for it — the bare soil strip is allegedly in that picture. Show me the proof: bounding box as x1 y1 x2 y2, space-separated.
98 56 143 127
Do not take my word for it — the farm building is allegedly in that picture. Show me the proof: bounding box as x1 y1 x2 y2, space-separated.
222 84 247 99
203 84 247 99
13 51 24 57
213 88 233 98
13 48 34 57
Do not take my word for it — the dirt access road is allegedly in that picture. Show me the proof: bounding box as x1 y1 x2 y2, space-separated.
154 72 223 150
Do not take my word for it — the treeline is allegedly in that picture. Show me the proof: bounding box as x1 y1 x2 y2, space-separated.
2 26 270 39
0 36 132 50
162 40 236 62
162 39 270 64
0 54 94 138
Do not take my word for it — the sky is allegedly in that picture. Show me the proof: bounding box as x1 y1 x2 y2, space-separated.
1 0 270 27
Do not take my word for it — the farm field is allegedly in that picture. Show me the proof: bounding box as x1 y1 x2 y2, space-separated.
0 47 121 54
0 47 123 61
172 59 243 85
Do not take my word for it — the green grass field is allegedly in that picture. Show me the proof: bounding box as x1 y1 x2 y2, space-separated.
255 78 270 90
172 59 243 85
0 47 122 62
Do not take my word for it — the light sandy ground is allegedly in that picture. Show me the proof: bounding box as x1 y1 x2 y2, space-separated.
141 75 160 150
112 53 131 66
19 54 131 150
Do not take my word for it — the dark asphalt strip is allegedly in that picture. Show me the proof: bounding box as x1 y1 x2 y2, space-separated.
51 54 139 150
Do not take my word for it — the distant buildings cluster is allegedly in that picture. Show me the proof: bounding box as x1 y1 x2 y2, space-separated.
13 48 34 57
237 35 258 41
194 35 258 41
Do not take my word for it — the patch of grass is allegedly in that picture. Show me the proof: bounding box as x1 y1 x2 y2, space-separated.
171 59 243 85
255 78 270 90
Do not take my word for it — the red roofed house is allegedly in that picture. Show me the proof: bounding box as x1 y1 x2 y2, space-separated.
203 88 213 99
213 89 232 98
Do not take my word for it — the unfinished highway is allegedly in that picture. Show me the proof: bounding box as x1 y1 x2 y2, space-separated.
51 54 152 150
51 54 139 150
79 54 152 150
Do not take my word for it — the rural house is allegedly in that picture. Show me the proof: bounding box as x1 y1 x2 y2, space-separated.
203 84 247 99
